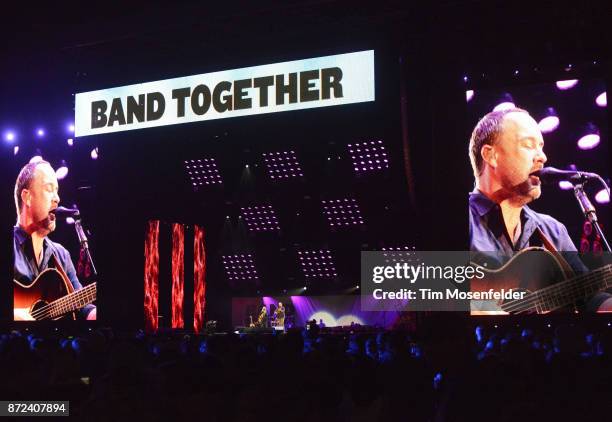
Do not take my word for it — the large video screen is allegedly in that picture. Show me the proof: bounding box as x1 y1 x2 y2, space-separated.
466 78 610 313
12 153 97 321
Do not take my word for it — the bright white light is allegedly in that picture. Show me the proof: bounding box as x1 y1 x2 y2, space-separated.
67 138 74 146
336 315 364 326
13 146 19 156
66 217 75 224
493 102 515 112
538 116 560 133
466 90 474 102
29 155 43 164
90 148 99 160
595 189 609 204
558 181 573 190
555 79 578 90
596 92 607 107
68 123 75 133
309 312 336 327
5 131 15 142
36 128 45 137
55 166 68 180
577 134 600 150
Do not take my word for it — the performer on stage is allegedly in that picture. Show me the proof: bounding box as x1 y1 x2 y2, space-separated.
468 108 612 311
256 305 267 327
13 160 96 320
273 302 285 329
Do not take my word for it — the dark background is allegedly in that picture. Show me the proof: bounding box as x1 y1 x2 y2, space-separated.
0 1 610 328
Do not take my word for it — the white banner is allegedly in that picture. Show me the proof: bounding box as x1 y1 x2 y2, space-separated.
75 50 375 137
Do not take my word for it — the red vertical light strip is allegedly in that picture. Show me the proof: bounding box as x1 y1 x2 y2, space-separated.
144 220 160 333
193 225 206 333
171 223 185 329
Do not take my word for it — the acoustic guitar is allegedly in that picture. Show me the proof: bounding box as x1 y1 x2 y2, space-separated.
471 247 612 314
14 268 97 321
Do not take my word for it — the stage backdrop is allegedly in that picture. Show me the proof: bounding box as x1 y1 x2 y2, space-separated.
232 295 402 328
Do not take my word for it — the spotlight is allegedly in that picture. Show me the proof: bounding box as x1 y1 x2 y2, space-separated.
36 128 45 137
56 160 69 180
66 217 75 224
492 93 515 112
13 146 19 156
4 131 15 142
555 79 579 90
538 107 560 133
595 189 609 204
68 123 75 133
577 123 600 150
558 181 573 190
465 90 474 102
67 138 74 146
595 92 607 108
303 286 307 290
90 148 99 160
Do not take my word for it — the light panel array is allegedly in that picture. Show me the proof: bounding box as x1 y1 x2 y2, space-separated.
184 158 222 187
381 246 418 265
240 205 281 232
321 198 365 227
298 250 338 279
348 140 389 173
221 254 259 281
263 150 303 180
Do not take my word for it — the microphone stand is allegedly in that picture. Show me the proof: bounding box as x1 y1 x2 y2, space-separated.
72 212 98 276
573 183 612 252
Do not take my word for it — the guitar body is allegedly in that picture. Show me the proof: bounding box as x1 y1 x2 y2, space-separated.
471 248 573 314
14 268 76 321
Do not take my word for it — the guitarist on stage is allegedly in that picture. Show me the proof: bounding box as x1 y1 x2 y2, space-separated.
13 160 96 320
468 108 612 312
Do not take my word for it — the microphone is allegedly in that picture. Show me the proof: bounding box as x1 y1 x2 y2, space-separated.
530 167 599 183
51 206 81 218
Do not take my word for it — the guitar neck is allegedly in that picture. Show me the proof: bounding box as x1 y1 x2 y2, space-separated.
48 282 97 318
504 264 612 313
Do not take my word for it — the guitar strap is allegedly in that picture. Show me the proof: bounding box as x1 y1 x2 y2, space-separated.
536 227 575 276
50 253 76 294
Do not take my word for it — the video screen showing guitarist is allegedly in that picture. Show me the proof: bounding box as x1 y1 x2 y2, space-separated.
468 108 612 313
13 160 97 321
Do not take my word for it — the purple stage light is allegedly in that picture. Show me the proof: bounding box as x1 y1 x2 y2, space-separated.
595 189 609 204
381 246 418 265
558 181 573 190
67 138 74 146
493 101 515 112
90 148 99 160
184 158 223 188
596 92 607 107
578 134 600 150
298 249 338 279
240 204 280 232
4 131 15 142
466 90 474 102
36 128 45 137
538 116 560 133
348 140 389 174
556 79 579 90
68 123 75 133
13 146 19 156
221 254 259 281
55 161 68 180
263 150 303 180
321 198 365 227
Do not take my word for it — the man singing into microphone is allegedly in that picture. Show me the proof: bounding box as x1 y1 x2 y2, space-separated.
13 160 96 320
468 108 612 312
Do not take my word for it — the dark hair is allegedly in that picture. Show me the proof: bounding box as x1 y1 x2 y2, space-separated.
14 160 51 216
469 108 528 177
